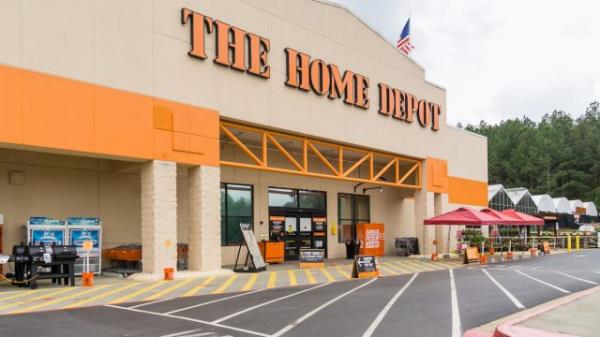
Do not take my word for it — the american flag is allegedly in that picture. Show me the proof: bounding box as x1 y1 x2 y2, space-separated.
396 18 414 55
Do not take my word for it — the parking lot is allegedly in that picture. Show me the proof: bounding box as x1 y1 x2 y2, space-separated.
1 251 599 337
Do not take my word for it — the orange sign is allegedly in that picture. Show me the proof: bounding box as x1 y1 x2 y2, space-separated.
356 223 385 256
82 240 93 251
464 247 479 264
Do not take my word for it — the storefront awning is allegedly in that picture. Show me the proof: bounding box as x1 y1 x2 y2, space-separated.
424 207 500 225
500 209 544 225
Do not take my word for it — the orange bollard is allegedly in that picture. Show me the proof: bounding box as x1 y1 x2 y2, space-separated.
82 272 94 287
164 267 174 281
505 251 513 260
479 254 488 264
530 248 537 257
431 240 438 261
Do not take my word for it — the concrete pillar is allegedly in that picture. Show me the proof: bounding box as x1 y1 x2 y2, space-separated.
434 193 447 255
188 165 222 272
415 189 434 256
141 160 177 274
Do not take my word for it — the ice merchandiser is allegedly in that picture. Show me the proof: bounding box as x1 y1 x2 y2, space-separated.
66 217 102 275
27 217 66 246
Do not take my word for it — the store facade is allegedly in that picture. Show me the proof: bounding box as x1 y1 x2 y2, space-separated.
0 0 488 274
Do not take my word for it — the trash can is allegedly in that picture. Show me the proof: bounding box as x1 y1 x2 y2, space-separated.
345 240 361 259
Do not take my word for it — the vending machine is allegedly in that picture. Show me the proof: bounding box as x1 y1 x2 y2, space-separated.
66 217 102 275
27 217 66 246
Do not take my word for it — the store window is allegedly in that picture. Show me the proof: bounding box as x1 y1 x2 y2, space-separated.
338 194 370 243
221 183 253 246
299 190 326 209
268 188 297 208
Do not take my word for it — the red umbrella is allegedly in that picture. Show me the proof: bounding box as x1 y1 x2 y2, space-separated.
480 208 524 225
424 207 500 225
500 209 544 225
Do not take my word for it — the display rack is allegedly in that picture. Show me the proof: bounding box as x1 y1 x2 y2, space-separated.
66 217 102 275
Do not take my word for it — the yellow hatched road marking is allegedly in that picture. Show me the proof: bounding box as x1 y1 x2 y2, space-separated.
183 276 216 297
334 266 351 279
304 269 316 284
241 274 259 291
0 287 75 311
0 288 46 303
404 260 436 272
144 277 197 301
421 261 450 270
378 264 399 276
288 270 298 286
66 282 139 308
388 262 413 273
12 285 110 314
212 274 238 294
266 272 277 288
437 260 462 268
319 268 336 282
110 281 166 304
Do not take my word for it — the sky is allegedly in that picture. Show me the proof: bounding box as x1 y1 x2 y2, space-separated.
329 0 600 126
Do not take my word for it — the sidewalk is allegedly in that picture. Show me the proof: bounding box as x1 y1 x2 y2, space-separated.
465 285 600 337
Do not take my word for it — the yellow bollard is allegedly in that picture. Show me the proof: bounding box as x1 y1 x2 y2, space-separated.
576 234 580 251
567 234 572 253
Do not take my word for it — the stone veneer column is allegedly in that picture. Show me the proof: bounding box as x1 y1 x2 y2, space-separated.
141 160 178 274
434 193 448 255
188 165 222 272
414 189 434 257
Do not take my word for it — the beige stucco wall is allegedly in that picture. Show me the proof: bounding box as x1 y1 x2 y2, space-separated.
0 0 486 181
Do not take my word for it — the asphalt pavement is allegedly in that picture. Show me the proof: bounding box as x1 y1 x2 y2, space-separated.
1 250 600 337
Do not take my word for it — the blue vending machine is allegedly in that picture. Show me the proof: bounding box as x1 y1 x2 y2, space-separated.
27 217 66 246
66 217 102 275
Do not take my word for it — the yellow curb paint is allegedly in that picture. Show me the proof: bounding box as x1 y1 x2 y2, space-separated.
334 266 351 280
66 282 139 308
288 270 298 286
12 285 110 314
110 281 166 304
183 276 216 297
319 268 336 282
0 287 76 312
404 260 436 272
266 272 277 289
304 269 316 284
212 274 238 294
241 274 259 291
144 277 197 301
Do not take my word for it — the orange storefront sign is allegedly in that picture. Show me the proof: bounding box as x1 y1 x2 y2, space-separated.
356 223 385 256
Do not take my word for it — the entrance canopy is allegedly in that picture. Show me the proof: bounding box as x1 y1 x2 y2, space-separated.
500 209 544 225
424 207 500 225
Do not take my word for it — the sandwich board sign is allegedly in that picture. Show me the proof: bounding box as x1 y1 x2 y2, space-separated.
234 223 266 272
351 255 379 279
299 249 325 268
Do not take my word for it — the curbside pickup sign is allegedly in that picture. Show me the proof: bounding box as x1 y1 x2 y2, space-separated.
352 255 379 279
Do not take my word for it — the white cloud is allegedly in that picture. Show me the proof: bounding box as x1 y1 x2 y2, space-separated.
330 0 600 125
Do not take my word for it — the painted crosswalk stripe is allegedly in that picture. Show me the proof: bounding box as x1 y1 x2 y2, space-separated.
266 272 277 288
515 270 570 293
378 264 399 276
319 268 336 282
0 288 46 302
421 261 449 270
404 260 437 272
183 276 216 297
288 270 298 286
166 289 265 315
66 282 139 308
389 261 414 273
482 269 525 309
334 266 351 279
361 273 418 337
554 271 598 285
212 274 238 294
145 277 197 301
384 263 408 274
110 281 166 304
0 287 75 311
241 274 259 291
12 285 110 314
304 269 317 284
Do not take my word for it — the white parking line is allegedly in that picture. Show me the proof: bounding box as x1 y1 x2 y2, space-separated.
165 289 266 315
482 269 525 309
515 270 570 294
271 278 378 337
129 297 174 309
212 282 330 324
449 269 462 337
360 273 418 337
553 271 598 285
105 304 269 337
